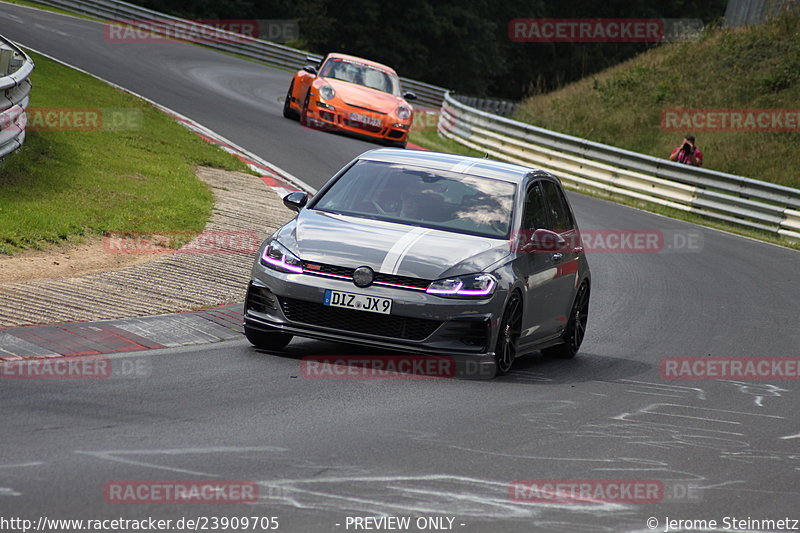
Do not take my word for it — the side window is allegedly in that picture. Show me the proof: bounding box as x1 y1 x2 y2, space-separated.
522 182 548 230
541 181 575 232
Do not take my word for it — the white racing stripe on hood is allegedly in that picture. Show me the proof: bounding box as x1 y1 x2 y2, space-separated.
380 227 432 275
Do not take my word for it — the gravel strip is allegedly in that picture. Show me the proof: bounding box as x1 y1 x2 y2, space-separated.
0 167 294 328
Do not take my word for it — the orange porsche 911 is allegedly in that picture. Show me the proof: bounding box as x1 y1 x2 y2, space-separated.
282 53 417 148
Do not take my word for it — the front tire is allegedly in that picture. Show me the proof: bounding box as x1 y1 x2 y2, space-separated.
494 292 522 376
245 326 293 350
283 81 299 120
542 282 589 359
299 92 311 126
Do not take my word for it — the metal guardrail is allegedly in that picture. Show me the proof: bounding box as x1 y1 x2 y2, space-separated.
0 36 34 159
724 0 798 26
452 96 518 118
439 92 800 241
32 0 448 107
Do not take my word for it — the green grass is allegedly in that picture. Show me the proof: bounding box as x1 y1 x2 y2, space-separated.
0 50 249 255
409 127 800 252
409 129 484 157
514 10 800 189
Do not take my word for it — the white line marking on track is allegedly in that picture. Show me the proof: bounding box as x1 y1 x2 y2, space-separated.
77 446 287 477
0 462 44 468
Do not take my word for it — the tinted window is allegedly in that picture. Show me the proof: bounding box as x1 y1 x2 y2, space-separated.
541 181 575 232
522 182 548 230
313 160 516 239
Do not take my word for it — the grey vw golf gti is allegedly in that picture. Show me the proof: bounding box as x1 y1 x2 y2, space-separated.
244 149 590 376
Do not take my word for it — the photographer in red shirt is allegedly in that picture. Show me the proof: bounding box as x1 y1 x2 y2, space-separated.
669 134 703 166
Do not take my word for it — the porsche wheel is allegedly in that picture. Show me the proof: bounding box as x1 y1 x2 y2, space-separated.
299 92 311 126
283 81 299 120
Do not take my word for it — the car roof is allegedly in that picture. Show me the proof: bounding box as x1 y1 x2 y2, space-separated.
324 53 397 75
358 148 552 185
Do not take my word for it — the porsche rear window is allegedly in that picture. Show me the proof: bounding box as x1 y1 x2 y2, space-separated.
312 160 516 239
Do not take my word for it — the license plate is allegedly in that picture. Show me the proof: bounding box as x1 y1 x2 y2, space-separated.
349 112 381 127
323 289 392 315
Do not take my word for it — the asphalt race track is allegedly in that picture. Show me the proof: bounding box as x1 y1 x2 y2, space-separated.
1 4 799 532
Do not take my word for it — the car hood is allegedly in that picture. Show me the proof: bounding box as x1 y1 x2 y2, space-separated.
321 78 405 111
277 210 511 280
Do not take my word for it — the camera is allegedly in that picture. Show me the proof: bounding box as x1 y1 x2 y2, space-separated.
682 142 692 152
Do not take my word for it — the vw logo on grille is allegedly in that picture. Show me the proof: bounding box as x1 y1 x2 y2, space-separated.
352 266 375 288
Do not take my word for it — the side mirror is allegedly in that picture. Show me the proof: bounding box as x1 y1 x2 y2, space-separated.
283 191 308 212
302 65 317 75
403 91 417 101
523 229 566 252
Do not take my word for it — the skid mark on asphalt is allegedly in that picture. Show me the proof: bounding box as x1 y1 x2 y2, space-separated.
76 446 287 477
719 380 788 407
614 379 707 400
252 474 624 517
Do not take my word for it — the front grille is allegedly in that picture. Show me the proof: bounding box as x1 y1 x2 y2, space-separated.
302 262 430 290
246 283 277 313
373 272 429 290
278 297 441 341
387 129 405 139
304 262 353 277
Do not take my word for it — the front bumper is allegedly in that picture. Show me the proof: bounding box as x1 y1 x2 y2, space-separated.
304 96 410 143
244 266 507 359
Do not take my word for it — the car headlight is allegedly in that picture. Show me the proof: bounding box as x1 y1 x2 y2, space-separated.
260 239 303 274
396 105 412 121
426 273 497 297
319 85 335 100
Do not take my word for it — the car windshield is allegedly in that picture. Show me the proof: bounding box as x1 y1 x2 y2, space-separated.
319 58 401 96
312 160 516 239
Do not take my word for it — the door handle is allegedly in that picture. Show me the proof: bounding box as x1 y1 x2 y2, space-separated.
552 252 563 262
